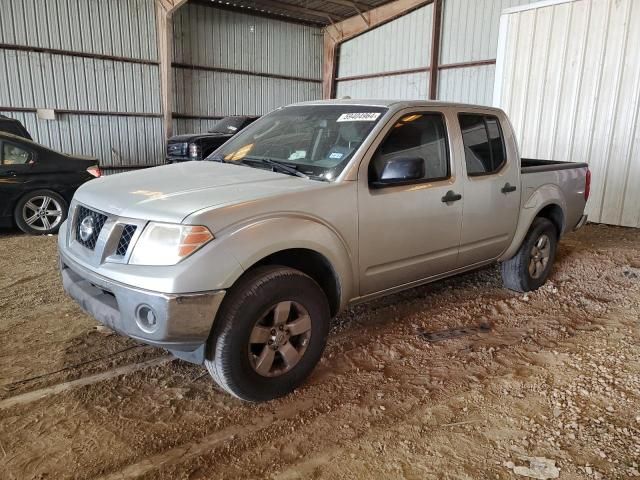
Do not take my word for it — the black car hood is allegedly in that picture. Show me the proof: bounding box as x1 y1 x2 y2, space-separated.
168 132 233 143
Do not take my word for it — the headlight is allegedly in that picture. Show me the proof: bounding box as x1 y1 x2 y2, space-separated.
129 223 213 266
188 143 201 159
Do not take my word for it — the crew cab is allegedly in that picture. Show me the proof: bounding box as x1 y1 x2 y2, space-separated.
58 100 589 401
166 115 259 163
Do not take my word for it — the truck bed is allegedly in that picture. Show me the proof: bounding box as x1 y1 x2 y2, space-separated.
521 158 589 173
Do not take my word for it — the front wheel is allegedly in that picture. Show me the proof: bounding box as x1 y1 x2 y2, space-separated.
14 189 68 235
205 266 330 402
501 217 558 292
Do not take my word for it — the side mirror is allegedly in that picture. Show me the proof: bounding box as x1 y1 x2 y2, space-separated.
370 157 425 188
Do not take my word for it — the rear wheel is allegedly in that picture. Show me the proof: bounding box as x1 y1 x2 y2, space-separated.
14 189 68 235
205 266 330 402
501 217 558 292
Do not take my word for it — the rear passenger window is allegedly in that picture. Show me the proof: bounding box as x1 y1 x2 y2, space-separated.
370 113 449 183
2 143 32 165
459 114 506 175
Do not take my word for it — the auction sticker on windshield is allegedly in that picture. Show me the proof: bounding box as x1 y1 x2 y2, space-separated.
336 112 381 122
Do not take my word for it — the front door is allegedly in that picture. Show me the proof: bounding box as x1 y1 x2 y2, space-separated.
357 110 463 295
456 112 520 266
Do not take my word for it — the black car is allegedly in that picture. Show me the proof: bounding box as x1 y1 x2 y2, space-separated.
0 114 32 140
0 132 100 235
166 115 259 163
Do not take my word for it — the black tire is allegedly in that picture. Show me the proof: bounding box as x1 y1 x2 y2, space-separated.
501 217 558 292
205 266 330 402
14 189 68 235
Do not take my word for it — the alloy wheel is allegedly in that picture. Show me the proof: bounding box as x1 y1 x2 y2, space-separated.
248 301 312 377
529 233 551 279
22 195 63 232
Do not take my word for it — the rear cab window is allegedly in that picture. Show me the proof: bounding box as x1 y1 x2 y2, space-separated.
1 142 33 165
458 113 506 176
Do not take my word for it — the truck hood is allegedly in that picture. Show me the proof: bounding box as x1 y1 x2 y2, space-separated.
73 161 326 223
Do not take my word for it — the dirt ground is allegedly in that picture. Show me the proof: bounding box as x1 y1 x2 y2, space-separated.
0 224 639 480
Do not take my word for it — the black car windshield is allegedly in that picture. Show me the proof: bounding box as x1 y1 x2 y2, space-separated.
207 105 387 181
209 116 254 134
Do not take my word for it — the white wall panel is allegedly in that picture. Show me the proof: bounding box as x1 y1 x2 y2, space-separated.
173 4 321 80
336 73 429 100
0 50 160 113
494 0 640 227
0 0 158 61
173 68 321 117
437 64 495 105
172 4 323 122
337 5 432 78
440 0 534 65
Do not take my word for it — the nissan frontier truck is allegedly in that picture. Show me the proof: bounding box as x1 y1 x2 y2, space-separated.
59 100 590 401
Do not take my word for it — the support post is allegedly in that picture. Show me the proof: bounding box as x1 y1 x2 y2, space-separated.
429 0 443 100
323 33 338 99
156 0 187 144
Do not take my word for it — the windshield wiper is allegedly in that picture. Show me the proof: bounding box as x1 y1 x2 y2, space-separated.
242 157 309 179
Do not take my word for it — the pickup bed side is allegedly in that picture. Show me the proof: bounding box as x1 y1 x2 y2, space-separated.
500 159 589 262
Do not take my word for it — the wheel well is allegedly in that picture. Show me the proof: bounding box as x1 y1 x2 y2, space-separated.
537 204 564 237
252 248 341 317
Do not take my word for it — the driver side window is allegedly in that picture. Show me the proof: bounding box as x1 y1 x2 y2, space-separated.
2 143 32 165
369 113 449 183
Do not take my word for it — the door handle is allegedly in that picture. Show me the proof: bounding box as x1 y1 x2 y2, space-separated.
0 170 17 177
501 182 517 194
441 190 462 203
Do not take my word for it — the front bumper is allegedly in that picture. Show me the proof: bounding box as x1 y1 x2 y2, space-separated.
59 249 225 364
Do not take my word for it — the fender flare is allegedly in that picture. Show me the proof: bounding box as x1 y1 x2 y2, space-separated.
499 184 567 261
213 215 356 310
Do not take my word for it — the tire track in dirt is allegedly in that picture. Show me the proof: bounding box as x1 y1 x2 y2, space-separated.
97 398 316 480
0 356 174 410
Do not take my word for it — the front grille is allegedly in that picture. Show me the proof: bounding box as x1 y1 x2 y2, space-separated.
116 224 137 256
74 206 108 251
167 142 187 157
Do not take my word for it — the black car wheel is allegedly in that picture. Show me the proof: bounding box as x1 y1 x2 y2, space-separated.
501 217 558 292
205 266 330 402
14 189 68 235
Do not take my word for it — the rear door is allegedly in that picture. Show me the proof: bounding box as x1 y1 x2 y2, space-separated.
357 108 463 295
0 140 36 219
456 112 520 266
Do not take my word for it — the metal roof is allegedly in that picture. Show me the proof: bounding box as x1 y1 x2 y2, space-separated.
196 0 399 25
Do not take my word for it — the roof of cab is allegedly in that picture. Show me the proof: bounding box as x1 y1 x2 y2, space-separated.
290 98 505 113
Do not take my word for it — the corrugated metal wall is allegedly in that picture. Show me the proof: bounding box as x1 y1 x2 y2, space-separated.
494 0 640 227
172 4 323 135
0 0 163 168
335 5 433 100
437 0 533 105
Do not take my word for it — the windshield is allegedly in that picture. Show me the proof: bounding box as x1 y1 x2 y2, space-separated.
209 116 254 134
207 105 387 181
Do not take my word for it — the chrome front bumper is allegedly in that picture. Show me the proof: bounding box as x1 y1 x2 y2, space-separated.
59 249 225 364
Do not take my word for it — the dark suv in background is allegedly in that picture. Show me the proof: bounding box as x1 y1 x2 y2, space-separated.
166 115 259 163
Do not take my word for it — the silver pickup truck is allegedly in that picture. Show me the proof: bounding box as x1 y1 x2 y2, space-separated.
58 100 589 401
